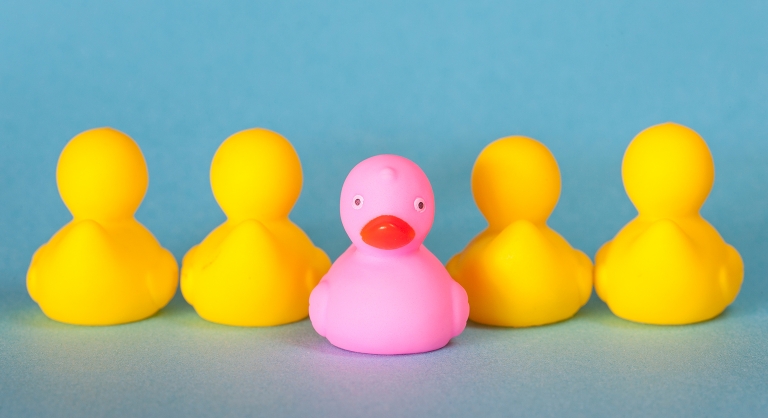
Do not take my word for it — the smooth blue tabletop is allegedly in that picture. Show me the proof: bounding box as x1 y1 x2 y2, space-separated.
1 1 767 417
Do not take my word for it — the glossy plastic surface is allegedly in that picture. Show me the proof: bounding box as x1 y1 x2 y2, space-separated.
309 155 469 354
181 128 331 326
595 122 744 324
26 128 178 325
447 136 593 327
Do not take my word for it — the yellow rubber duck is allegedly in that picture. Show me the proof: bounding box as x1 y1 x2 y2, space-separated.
595 122 743 324
27 128 179 325
181 128 331 326
447 136 593 327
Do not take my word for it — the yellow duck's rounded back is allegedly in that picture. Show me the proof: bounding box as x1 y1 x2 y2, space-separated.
447 136 593 327
595 122 743 324
27 128 178 325
181 128 331 326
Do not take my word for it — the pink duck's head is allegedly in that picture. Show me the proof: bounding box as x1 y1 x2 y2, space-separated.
340 155 435 254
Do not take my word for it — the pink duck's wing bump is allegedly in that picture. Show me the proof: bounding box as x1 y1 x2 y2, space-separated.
309 280 330 337
451 280 469 337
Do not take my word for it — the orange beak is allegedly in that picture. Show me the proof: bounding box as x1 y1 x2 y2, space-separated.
360 215 415 250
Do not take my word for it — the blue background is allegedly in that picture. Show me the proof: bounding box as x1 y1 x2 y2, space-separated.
1 1 767 416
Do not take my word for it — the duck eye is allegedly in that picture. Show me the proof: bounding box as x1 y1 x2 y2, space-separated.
353 195 364 209
414 198 426 213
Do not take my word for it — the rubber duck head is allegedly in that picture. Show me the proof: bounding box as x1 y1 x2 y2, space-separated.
340 155 435 254
211 128 303 222
472 136 561 229
623 122 714 219
57 127 148 222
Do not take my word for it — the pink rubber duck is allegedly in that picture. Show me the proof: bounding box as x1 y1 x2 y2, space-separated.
309 155 469 355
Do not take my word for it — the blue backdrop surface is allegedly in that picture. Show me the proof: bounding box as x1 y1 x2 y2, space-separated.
1 1 767 417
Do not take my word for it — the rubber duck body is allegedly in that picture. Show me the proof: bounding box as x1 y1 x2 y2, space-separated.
595 123 743 324
309 155 469 354
181 129 331 326
447 136 592 327
27 128 178 325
